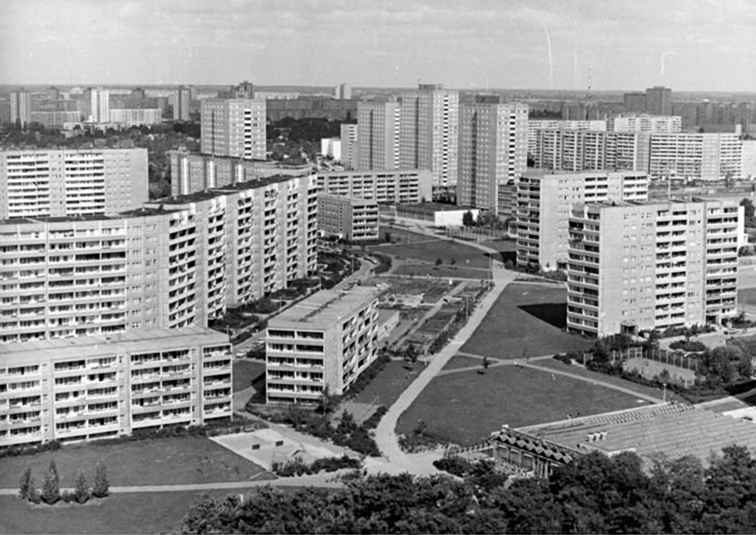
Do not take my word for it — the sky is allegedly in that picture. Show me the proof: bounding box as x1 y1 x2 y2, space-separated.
1 0 755 91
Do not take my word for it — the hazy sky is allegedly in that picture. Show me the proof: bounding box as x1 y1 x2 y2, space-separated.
1 0 755 91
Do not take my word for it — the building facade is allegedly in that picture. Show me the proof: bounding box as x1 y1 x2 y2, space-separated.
531 130 645 173
0 149 148 219
317 193 379 242
357 99 401 170
516 170 649 271
265 286 380 404
647 133 742 181
88 88 110 123
200 98 266 161
458 98 528 214
171 86 192 121
0 327 232 447
317 169 433 204
108 108 163 126
567 198 739 337
646 86 672 115
10 91 32 127
527 119 607 157
340 123 359 169
0 174 318 344
29 111 81 129
612 114 682 133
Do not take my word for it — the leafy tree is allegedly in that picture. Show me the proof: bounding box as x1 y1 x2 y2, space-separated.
435 257 442 266
462 210 475 227
41 460 60 504
404 344 418 363
18 467 32 501
74 471 90 504
92 461 109 498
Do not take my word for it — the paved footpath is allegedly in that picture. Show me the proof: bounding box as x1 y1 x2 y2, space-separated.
367 265 517 476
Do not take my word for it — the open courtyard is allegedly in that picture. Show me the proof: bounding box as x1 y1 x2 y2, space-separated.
460 282 592 358
396 364 652 446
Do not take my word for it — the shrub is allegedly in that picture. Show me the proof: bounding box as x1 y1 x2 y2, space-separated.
92 462 109 498
74 471 90 504
433 456 475 477
18 467 32 500
41 460 60 505
669 340 707 352
61 490 75 503
362 406 388 430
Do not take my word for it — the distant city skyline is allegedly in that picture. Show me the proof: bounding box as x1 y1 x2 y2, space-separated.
1 0 755 92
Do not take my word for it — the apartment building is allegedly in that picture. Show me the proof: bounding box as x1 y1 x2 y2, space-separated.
0 149 148 219
0 327 232 448
88 88 110 123
400 84 459 189
317 193 379 242
516 170 649 271
646 86 672 115
168 151 311 196
527 119 607 157
612 114 682 133
531 129 646 174
0 174 318 344
317 169 432 204
458 98 528 214
357 99 400 170
10 91 32 127
265 286 380 404
567 198 739 337
29 111 81 129
200 98 266 160
108 108 163 126
340 123 359 169
171 86 192 121
648 133 742 181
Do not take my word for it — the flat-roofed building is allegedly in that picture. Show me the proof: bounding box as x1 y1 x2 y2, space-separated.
0 327 232 448
10 91 32 127
527 119 607 157
648 133 742 181
392 202 480 227
612 114 682 133
168 151 312 196
340 123 359 169
567 198 739 337
317 169 432 204
357 99 400 170
108 108 162 126
0 148 148 218
458 97 528 214
317 193 378 242
516 169 649 271
265 286 381 404
200 98 266 160
0 174 318 344
532 130 645 173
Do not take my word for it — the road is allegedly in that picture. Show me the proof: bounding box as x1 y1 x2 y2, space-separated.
366 264 517 475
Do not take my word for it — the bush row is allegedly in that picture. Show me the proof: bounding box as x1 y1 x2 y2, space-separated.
271 455 361 477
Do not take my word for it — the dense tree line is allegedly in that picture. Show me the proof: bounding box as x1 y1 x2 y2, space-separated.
182 447 756 534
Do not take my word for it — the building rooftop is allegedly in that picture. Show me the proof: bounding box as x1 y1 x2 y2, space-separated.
519 403 756 467
318 192 378 206
270 286 380 329
396 202 477 213
154 174 312 205
0 327 229 364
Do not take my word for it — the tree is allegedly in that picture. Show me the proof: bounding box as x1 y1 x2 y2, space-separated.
435 257 442 266
462 210 475 227
18 467 32 501
41 460 60 504
405 344 418 363
740 198 755 222
74 471 90 504
92 461 109 498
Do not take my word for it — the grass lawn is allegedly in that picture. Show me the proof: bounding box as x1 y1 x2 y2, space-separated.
0 436 273 489
461 283 592 358
0 488 266 535
397 365 651 446
532 358 682 402
738 288 756 307
371 239 490 269
392 263 492 280
233 359 266 392
348 360 424 407
442 354 486 370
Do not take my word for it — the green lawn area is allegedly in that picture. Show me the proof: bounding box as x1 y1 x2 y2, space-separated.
0 436 272 489
349 360 424 407
392 263 492 280
461 283 592 358
532 358 681 402
442 354 486 370
0 488 262 535
397 365 651 446
233 359 266 392
738 288 756 307
370 238 490 269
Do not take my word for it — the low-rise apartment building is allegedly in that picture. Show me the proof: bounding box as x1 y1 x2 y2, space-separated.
265 286 380 404
0 327 232 448
317 169 432 204
0 174 318 344
0 149 148 218
317 193 379 242
516 170 648 271
567 198 739 337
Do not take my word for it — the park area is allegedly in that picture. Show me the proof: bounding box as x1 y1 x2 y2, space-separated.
0 436 272 489
396 365 652 446
460 282 592 359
